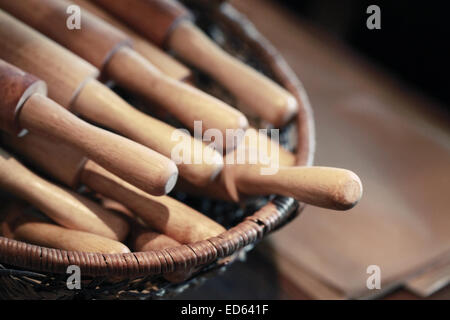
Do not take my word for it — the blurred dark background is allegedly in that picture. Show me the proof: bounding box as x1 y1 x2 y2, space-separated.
278 0 449 112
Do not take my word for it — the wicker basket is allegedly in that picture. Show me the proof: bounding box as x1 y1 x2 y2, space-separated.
0 1 315 299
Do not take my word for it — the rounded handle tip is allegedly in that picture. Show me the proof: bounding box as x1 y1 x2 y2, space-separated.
332 170 363 210
164 169 179 194
280 95 299 124
238 114 249 130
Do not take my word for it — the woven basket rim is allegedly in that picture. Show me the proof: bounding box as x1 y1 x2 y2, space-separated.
0 2 315 278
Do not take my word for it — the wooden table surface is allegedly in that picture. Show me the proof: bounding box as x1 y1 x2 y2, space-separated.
176 242 450 300
178 0 450 300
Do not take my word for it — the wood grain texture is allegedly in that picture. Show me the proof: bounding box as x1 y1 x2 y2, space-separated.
81 160 226 243
1 132 87 188
227 165 362 210
0 10 99 107
169 20 298 126
2 0 189 98
72 78 223 186
180 128 361 210
0 148 129 241
2 203 130 254
92 0 191 47
0 8 224 186
0 0 131 70
20 93 179 196
72 0 191 81
0 59 47 135
92 0 298 126
106 46 249 140
4 132 225 244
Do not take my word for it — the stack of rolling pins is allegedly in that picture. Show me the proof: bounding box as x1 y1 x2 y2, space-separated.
0 0 362 281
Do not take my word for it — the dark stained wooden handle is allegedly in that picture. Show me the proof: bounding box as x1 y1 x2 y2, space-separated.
92 0 191 47
0 59 47 135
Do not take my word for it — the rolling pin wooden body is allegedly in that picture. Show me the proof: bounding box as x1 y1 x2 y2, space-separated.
72 0 191 81
4 133 226 243
92 0 298 126
0 0 249 139
183 129 363 210
0 58 177 196
0 148 129 241
0 10 223 187
2 204 130 254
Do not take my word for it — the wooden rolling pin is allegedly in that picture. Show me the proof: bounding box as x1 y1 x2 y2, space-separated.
183 129 363 210
92 0 298 126
72 0 191 81
3 132 226 243
0 10 221 186
0 0 249 140
0 148 129 241
1 203 130 254
0 59 177 196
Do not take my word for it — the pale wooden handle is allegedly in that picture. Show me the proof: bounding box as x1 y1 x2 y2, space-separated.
81 160 226 243
0 148 129 240
19 93 178 196
177 129 298 201
72 79 223 186
235 166 363 210
169 21 298 126
72 0 191 81
106 47 248 139
2 204 130 254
